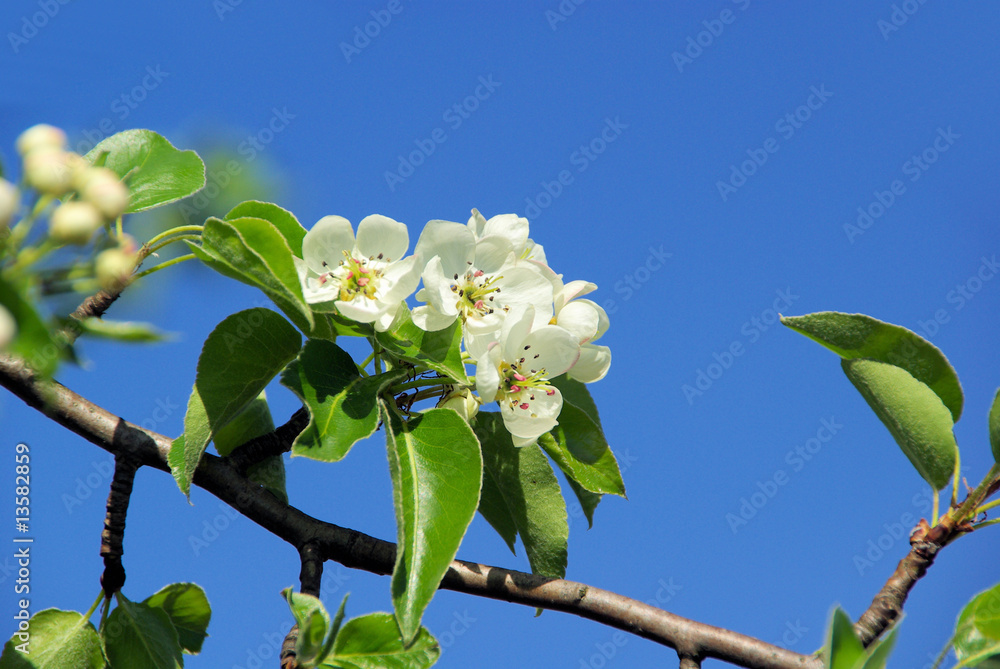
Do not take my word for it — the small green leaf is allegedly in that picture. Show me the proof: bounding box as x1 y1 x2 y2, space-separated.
225 200 307 257
283 588 334 668
104 594 183 669
954 584 1000 667
824 608 865 669
0 276 63 377
191 216 315 335
281 340 406 462
212 392 287 503
989 389 1000 463
169 308 301 496
563 474 603 529
842 358 959 491
782 312 963 421
859 624 900 669
474 412 568 579
70 317 170 343
0 609 104 669
381 404 482 645
143 583 211 655
324 612 439 669
376 304 467 384
84 129 205 213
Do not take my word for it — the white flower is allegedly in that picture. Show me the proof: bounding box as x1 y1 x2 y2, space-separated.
49 201 103 245
0 304 16 350
412 219 553 359
467 209 547 265
476 306 579 446
437 387 481 422
0 179 20 228
296 214 420 331
77 167 129 220
16 124 67 156
550 275 611 383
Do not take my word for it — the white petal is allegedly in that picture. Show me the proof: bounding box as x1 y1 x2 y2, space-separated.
482 213 529 254
475 344 503 403
0 304 16 349
356 214 408 261
501 304 534 361
374 304 402 332
466 208 487 237
557 300 601 343
501 387 561 441
494 266 554 316
379 255 421 303
335 297 382 323
421 256 460 317
520 325 580 379
411 305 458 331
524 240 547 265
557 280 597 310
578 298 610 341
415 220 474 278
568 344 611 383
295 256 339 304
304 215 354 274
474 235 515 274
464 314 503 361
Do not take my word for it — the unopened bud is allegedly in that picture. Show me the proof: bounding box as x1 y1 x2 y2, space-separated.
0 179 20 228
16 124 67 156
23 149 84 196
95 246 139 291
437 388 480 422
78 167 129 220
0 304 16 350
49 201 103 245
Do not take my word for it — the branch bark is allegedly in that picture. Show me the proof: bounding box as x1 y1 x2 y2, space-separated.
1 351 822 669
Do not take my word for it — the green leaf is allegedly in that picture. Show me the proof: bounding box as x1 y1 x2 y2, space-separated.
105 594 183 669
70 317 170 343
781 312 964 421
989 389 1000 463
84 129 205 213
564 474 603 530
474 412 568 579
225 200 307 257
281 339 406 462
143 583 211 655
376 304 467 384
954 584 1000 667
283 588 336 668
0 609 104 669
0 276 63 377
324 612 439 669
860 624 900 669
169 308 301 496
191 216 315 335
381 404 483 645
842 358 959 491
824 608 865 669
212 392 287 503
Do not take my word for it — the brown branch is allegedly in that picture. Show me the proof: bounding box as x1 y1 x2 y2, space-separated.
0 351 820 669
100 455 139 598
225 407 309 475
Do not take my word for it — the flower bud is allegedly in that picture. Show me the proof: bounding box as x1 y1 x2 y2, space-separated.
16 124 67 156
0 304 16 350
437 387 480 422
78 167 129 220
49 201 103 245
23 148 84 196
95 246 139 292
0 179 20 228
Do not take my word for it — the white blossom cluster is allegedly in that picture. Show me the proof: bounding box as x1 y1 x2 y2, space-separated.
295 209 611 446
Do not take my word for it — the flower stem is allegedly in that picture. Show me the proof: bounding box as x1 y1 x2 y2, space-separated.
391 376 454 394
146 234 202 255
132 254 196 279
145 225 203 249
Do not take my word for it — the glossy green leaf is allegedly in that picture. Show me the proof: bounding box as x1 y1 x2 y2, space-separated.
824 608 865 669
859 624 899 669
71 317 169 343
84 129 205 213
0 276 62 377
324 612 439 669
954 584 1000 667
281 339 406 461
0 609 104 669
564 474 602 530
381 404 482 645
143 583 211 655
782 312 963 421
474 412 568 578
169 308 301 496
283 588 337 668
842 358 958 491
212 392 287 503
190 216 315 335
225 200 307 256
989 389 1000 463
376 304 467 384
105 594 183 669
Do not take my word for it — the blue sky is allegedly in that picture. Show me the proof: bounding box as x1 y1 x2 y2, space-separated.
2 2 999 667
